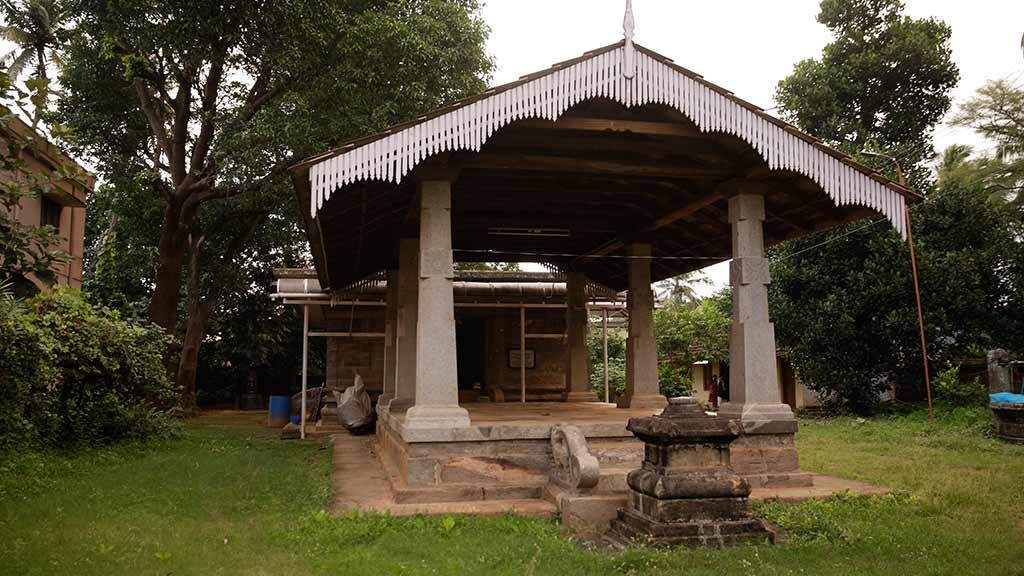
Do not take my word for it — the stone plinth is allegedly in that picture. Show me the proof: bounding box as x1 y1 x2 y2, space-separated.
607 397 776 548
991 403 1024 444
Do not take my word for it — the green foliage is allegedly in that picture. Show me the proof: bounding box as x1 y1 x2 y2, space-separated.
0 291 58 446
654 300 731 398
950 80 1024 207
768 0 1023 411
55 0 494 402
756 491 912 544
0 289 179 448
0 0 67 82
776 0 959 185
589 298 731 402
933 363 987 407
588 324 626 400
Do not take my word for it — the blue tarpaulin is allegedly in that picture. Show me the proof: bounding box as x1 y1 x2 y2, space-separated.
990 393 1024 404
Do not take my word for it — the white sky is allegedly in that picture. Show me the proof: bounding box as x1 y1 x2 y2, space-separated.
482 0 1024 295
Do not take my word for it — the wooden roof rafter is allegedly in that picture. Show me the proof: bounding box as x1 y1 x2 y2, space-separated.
295 41 918 240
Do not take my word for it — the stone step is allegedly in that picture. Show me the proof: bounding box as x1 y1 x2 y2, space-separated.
593 466 632 494
393 482 545 505
587 440 644 467
544 483 627 535
384 498 557 518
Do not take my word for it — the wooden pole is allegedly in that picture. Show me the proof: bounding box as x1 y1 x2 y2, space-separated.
603 308 610 403
520 306 527 403
906 210 933 422
301 304 309 439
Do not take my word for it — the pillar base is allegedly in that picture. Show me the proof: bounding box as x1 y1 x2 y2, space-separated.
563 390 600 403
717 402 795 433
402 404 471 433
388 398 414 413
616 393 668 410
376 394 395 418
718 402 806 489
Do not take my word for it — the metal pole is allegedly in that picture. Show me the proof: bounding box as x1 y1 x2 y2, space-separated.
906 211 933 422
520 306 527 404
863 151 933 421
603 308 610 403
301 304 309 439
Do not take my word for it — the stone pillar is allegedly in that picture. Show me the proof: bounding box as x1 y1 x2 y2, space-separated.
564 272 598 402
376 270 399 417
718 193 809 488
617 243 668 410
390 239 419 413
403 180 471 431
718 194 793 428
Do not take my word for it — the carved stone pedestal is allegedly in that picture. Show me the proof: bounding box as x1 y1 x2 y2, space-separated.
607 397 777 548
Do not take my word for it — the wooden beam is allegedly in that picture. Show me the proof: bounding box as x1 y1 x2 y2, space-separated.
573 187 730 266
465 152 734 180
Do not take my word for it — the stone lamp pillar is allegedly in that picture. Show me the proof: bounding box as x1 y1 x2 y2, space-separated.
607 397 776 548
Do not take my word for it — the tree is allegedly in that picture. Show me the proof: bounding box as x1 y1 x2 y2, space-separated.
771 0 964 411
655 271 709 308
654 299 731 398
776 0 958 185
0 0 65 81
56 0 493 404
56 0 492 334
951 80 1024 206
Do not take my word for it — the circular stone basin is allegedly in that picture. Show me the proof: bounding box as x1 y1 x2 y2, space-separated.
990 403 1024 444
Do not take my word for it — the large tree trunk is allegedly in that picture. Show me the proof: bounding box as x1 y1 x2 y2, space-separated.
148 203 189 333
176 233 211 408
176 297 214 409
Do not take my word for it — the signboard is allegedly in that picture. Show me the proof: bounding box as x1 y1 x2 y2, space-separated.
508 349 536 369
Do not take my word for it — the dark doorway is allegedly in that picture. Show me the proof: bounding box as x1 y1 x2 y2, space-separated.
457 317 486 391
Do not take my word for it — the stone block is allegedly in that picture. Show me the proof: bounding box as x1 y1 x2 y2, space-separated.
631 492 752 523
627 468 750 500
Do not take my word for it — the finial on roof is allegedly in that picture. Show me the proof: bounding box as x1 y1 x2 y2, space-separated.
623 0 636 79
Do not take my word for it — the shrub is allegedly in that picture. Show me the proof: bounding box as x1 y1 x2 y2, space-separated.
0 296 59 447
933 362 987 407
0 289 179 448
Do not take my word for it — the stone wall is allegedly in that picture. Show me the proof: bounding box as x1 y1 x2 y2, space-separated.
326 338 386 396
484 310 568 401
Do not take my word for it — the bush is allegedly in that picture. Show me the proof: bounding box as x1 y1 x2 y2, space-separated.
0 295 59 447
933 362 987 407
0 289 180 448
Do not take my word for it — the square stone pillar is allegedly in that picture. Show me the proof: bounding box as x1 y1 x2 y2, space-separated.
390 238 419 413
376 269 400 417
403 180 470 431
718 193 809 489
617 244 668 410
563 272 598 402
718 194 794 428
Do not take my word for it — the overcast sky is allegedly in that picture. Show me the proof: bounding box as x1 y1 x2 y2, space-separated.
482 0 1024 294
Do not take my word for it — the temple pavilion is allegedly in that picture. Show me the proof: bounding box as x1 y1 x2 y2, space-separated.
274 3 916 523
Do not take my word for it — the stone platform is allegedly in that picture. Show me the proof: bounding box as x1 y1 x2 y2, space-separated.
321 403 892 532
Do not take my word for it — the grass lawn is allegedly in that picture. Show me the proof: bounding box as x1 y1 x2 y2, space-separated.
2 406 1022 575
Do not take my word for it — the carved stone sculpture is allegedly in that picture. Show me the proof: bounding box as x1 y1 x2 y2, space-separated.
550 424 600 491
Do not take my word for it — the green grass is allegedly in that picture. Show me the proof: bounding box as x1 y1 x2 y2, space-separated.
2 406 1023 575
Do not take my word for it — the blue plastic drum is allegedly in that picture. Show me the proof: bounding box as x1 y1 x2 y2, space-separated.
268 396 291 427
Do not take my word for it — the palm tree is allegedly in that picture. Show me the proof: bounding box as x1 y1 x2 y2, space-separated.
657 271 710 307
0 0 65 81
